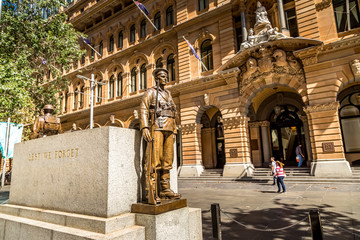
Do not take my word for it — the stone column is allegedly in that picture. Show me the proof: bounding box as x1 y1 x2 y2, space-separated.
260 121 271 166
179 123 204 177
304 102 352 177
276 0 289 36
240 3 247 42
300 115 313 165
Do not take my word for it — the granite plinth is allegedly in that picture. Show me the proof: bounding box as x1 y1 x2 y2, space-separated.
135 207 203 240
310 159 352 177
131 199 187 215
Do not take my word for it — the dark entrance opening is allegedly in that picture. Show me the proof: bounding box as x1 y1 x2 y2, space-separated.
270 105 306 166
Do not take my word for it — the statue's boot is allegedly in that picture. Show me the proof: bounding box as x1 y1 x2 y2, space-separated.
159 170 181 200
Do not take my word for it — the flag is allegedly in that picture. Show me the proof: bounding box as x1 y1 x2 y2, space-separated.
183 37 201 61
134 1 149 15
0 123 23 159
79 35 91 45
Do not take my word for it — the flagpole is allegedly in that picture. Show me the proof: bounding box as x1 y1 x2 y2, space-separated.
182 36 208 72
132 0 158 31
77 34 102 57
1 117 10 188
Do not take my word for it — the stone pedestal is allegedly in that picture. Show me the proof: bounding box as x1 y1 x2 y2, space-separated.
310 159 352 177
0 127 201 239
223 163 254 177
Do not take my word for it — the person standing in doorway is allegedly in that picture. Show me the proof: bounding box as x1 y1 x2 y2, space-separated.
270 157 277 185
296 144 305 167
274 161 286 193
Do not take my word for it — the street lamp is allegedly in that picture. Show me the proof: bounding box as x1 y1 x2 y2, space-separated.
76 74 105 129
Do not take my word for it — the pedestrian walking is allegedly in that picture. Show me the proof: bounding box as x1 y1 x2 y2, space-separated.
270 157 276 185
296 144 305 167
274 161 286 193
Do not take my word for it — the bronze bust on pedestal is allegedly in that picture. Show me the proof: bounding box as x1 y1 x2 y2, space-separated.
140 68 181 205
31 105 63 139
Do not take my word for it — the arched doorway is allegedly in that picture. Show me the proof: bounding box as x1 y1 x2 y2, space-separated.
200 107 226 169
248 90 310 167
269 105 306 165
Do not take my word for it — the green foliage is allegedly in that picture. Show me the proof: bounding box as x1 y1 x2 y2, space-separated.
0 0 84 123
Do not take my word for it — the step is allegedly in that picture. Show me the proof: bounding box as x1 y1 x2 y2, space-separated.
0 212 145 240
0 204 136 234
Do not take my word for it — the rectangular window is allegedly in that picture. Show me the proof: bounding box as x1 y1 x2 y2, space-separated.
285 8 299 37
333 0 360 32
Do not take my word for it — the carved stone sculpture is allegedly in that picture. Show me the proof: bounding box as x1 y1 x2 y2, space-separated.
351 59 360 77
240 2 289 51
140 68 181 204
31 105 63 139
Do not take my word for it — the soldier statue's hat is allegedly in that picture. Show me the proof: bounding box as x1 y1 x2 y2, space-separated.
152 68 169 78
43 104 55 111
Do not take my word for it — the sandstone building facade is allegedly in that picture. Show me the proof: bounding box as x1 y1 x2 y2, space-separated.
59 0 360 177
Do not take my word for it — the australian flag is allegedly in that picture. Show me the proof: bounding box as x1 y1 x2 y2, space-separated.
79 36 91 45
134 1 149 15
184 38 201 61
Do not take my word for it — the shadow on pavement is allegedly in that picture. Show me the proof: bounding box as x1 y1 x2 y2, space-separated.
201 201 360 240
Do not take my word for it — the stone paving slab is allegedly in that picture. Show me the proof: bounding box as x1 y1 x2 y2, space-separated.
179 181 360 240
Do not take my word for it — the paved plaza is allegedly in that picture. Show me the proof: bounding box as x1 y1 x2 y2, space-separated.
179 181 360 240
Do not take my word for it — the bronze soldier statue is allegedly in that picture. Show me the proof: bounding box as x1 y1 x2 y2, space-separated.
140 68 180 204
31 105 63 139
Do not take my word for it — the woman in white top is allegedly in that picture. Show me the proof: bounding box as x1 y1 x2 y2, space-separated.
270 157 276 185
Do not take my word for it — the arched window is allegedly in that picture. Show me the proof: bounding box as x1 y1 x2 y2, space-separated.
109 75 115 99
117 72 123 97
166 6 174 26
154 12 161 30
140 64 147 90
167 54 175 82
140 19 147 38
91 45 95 59
339 90 360 152
99 41 103 57
198 0 209 11
80 86 84 108
118 31 123 48
109 35 114 52
201 39 213 72
97 80 102 102
156 57 163 68
73 89 78 109
333 0 360 33
130 68 137 93
130 25 136 42
64 91 68 112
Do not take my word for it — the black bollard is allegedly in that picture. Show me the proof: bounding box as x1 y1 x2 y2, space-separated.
309 209 323 240
211 203 222 240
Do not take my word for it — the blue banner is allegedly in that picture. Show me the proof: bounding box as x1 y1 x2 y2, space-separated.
0 122 24 159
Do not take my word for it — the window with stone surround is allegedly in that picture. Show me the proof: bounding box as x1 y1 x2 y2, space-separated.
117 73 123 97
167 54 175 82
156 57 163 68
130 68 137 93
109 75 115 99
154 12 161 31
80 86 84 108
198 0 209 11
99 41 103 57
140 19 147 38
285 8 299 37
140 64 147 90
109 35 114 52
97 79 102 102
166 6 174 26
201 39 213 72
130 25 136 42
118 31 124 48
64 91 68 112
339 90 360 153
333 0 360 32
